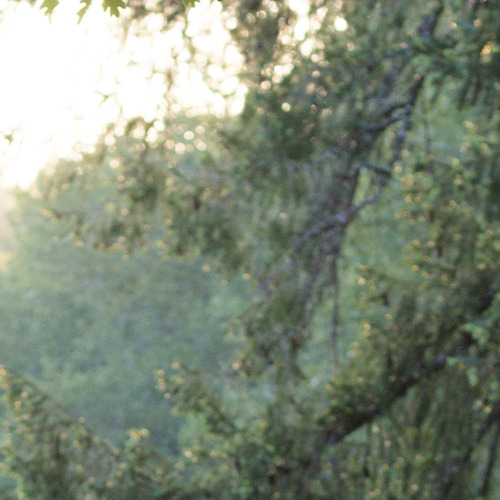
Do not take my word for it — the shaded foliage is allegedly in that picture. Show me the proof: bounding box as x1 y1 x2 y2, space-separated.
1 0 500 498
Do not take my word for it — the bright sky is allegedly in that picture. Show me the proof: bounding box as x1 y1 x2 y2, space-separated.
0 0 244 188
0 0 119 187
0 0 343 189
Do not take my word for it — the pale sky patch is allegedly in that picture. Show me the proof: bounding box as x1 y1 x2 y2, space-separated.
0 0 244 188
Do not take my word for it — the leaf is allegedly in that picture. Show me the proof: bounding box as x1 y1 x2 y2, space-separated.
40 0 59 16
77 0 92 23
102 0 126 17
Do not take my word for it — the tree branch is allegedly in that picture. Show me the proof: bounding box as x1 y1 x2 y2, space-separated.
479 421 500 498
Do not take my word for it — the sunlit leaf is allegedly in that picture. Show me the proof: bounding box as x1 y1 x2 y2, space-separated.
102 0 126 17
77 0 92 23
40 0 59 16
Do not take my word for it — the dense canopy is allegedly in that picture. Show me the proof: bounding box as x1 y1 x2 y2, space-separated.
0 0 499 498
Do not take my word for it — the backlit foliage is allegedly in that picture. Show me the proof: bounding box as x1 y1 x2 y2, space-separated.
1 0 500 498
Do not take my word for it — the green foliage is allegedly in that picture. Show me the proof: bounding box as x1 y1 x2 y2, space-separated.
0 184 247 456
40 0 203 20
40 0 59 16
0 368 179 499
41 0 126 18
1 0 500 498
101 0 126 17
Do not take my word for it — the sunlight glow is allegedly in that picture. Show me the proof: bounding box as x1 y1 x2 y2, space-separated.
334 17 348 31
0 0 122 187
0 0 245 188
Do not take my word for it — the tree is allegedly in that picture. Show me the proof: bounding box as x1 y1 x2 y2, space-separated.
40 0 202 21
0 181 247 453
2 0 500 498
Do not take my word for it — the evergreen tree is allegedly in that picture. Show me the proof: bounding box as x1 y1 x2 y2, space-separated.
1 0 500 498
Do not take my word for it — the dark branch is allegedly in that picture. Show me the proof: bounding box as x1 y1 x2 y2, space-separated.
479 422 500 498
